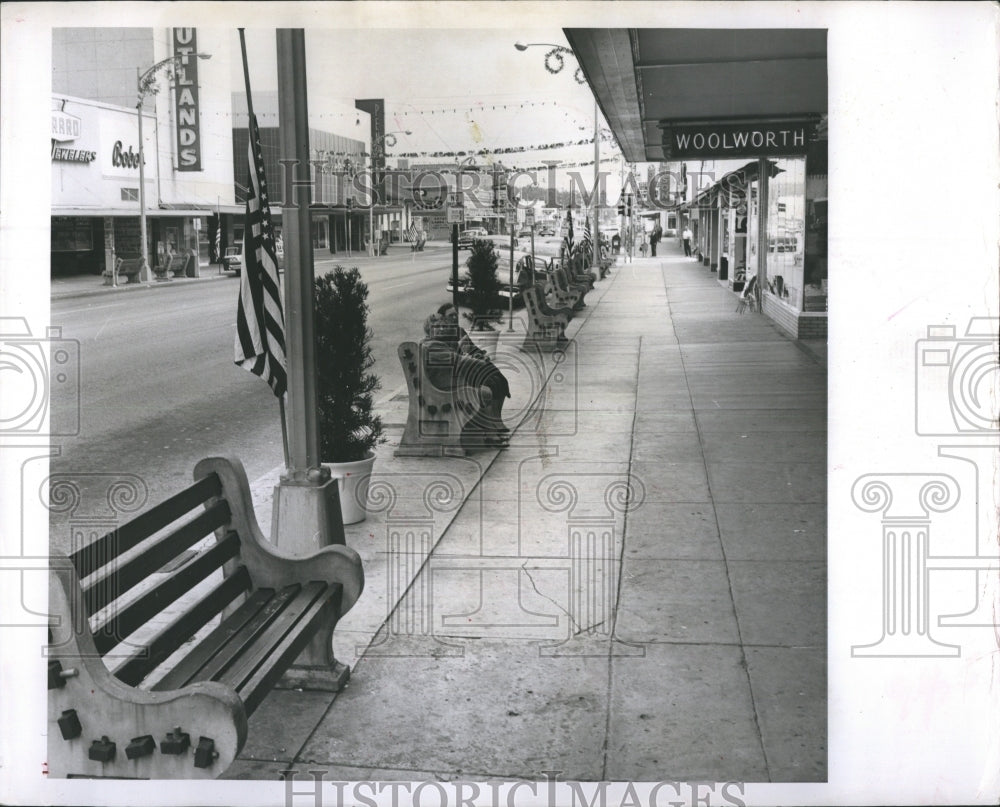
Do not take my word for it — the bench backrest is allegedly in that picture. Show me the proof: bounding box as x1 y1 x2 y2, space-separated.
117 258 143 273
64 472 252 687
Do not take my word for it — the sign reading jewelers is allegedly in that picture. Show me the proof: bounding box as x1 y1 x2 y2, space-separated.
660 118 818 160
172 28 203 171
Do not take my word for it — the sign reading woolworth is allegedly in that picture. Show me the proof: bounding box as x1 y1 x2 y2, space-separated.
661 117 818 160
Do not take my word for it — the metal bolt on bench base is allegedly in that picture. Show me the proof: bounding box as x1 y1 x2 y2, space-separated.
88 736 116 763
160 727 191 756
125 735 156 760
57 710 82 740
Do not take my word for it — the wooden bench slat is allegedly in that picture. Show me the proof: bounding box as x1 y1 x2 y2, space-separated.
160 584 303 691
113 565 252 688
216 582 328 695
83 500 231 614
70 474 222 578
148 585 278 693
91 532 242 656
237 584 343 716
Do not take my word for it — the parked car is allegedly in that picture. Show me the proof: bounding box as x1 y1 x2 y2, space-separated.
222 245 243 274
457 227 489 250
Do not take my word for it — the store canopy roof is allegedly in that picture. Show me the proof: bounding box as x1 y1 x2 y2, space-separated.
563 28 827 163
52 206 215 218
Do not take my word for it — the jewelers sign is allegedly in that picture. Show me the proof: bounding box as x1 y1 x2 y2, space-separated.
172 28 203 171
660 118 817 160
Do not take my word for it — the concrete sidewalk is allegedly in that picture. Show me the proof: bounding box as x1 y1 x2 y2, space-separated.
229 240 828 783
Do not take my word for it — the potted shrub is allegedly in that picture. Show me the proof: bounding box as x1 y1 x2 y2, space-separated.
462 238 504 357
314 266 386 524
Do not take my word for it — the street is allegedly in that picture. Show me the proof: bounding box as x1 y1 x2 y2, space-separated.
48 245 461 551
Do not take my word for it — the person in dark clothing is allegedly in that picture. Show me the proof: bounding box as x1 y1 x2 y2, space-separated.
649 222 663 257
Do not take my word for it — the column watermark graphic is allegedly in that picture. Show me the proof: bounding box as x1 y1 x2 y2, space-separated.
852 317 1000 658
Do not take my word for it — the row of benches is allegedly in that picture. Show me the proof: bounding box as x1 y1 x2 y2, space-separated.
395 252 611 458
48 245 613 779
102 255 191 285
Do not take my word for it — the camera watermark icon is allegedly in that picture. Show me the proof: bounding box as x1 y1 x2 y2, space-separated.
914 317 999 436
853 316 1000 658
0 317 80 437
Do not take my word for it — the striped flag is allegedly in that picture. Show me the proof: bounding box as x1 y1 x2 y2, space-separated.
234 112 287 397
582 219 592 246
566 205 574 248
405 222 418 242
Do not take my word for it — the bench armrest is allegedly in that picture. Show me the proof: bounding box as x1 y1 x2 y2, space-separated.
194 456 364 615
48 557 248 778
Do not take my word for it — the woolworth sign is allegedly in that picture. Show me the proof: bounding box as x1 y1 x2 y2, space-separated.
661 118 818 160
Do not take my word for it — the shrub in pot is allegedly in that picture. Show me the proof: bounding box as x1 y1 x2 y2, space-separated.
314 266 386 524
462 238 504 355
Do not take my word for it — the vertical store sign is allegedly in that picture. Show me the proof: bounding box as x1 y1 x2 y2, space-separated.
355 98 385 204
173 28 202 171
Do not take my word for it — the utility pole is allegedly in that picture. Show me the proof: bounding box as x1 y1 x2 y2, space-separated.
270 28 346 553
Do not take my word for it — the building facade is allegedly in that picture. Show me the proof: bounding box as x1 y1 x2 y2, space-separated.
52 27 237 277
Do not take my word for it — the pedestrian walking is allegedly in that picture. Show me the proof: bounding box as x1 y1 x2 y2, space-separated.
682 225 693 257
649 222 663 257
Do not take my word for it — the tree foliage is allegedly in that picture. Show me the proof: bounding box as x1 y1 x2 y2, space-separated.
463 238 503 331
314 266 385 462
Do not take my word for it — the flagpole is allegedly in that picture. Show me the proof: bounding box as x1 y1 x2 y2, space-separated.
278 396 291 468
240 27 290 470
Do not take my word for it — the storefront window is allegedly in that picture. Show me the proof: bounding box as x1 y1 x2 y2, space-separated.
764 157 808 310
804 178 828 312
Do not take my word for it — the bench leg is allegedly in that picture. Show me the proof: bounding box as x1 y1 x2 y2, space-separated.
279 624 350 692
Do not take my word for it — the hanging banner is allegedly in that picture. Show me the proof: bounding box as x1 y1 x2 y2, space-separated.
660 118 817 160
355 98 385 203
173 28 203 171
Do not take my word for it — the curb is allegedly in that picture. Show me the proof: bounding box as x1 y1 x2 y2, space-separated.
51 270 238 301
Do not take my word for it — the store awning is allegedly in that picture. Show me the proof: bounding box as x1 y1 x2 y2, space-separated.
563 28 827 163
52 207 214 218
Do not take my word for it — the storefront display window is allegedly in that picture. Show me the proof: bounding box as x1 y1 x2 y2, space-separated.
745 181 760 285
765 157 807 310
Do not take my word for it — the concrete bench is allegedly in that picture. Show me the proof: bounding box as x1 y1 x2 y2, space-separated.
46 456 363 779
521 284 571 351
552 265 589 310
104 257 143 285
394 341 494 457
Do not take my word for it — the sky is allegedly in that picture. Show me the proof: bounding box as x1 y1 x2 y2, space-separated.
231 27 621 190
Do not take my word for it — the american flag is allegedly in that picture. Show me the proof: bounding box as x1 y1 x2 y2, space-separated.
405 222 418 242
582 219 592 246
234 112 287 397
566 205 575 249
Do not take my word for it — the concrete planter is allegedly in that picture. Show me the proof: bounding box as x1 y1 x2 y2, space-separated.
324 451 377 525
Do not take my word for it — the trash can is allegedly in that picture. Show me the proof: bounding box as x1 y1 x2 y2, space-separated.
612 234 621 253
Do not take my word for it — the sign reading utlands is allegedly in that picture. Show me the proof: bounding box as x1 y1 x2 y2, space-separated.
172 28 203 171
661 118 817 160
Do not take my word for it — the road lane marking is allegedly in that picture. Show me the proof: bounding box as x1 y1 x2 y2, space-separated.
382 279 419 291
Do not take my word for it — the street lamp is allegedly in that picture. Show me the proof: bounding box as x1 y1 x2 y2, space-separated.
365 129 411 256
136 51 211 283
513 41 599 270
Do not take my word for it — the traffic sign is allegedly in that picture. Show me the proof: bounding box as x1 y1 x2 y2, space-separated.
447 207 464 224
525 210 535 225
